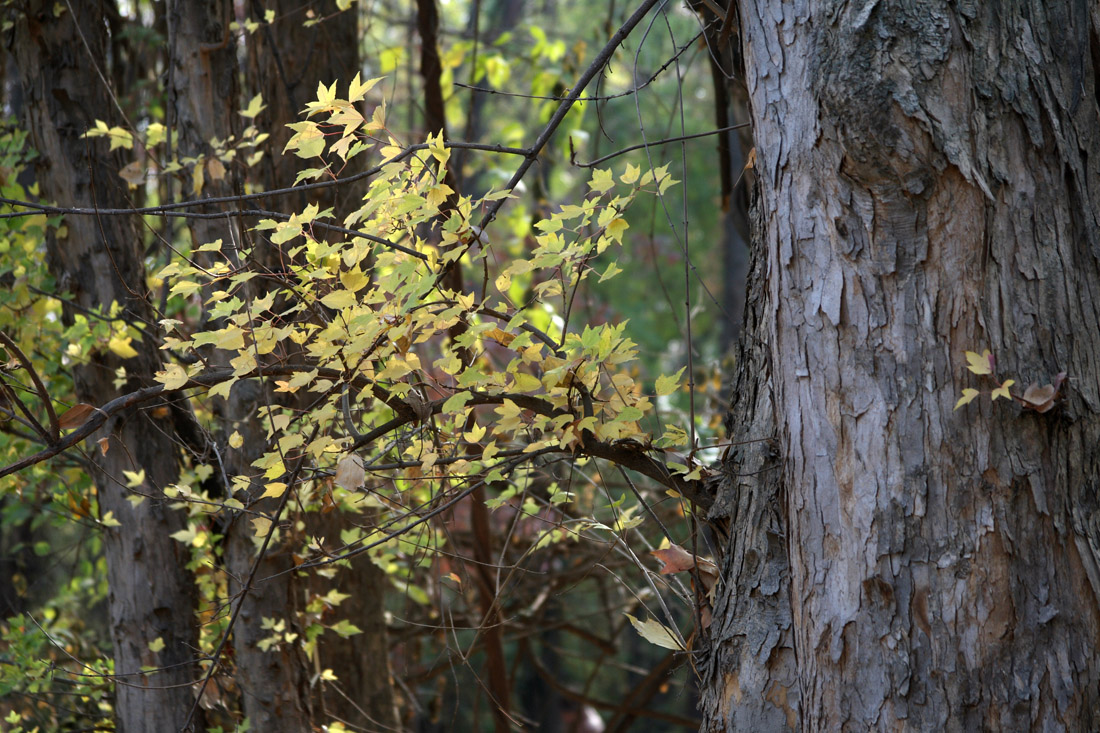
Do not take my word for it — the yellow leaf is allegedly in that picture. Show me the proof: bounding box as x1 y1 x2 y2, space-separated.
100 511 122 528
512 372 541 393
606 217 629 242
588 168 615 194
340 267 370 293
229 431 244 449
147 637 165 653
158 363 190 390
264 459 286 480
240 93 267 119
991 379 1015 401
251 516 272 538
621 163 641 185
320 290 358 310
624 613 684 651
348 73 382 103
122 469 145 488
108 335 139 359
261 482 287 499
965 349 993 375
954 388 980 410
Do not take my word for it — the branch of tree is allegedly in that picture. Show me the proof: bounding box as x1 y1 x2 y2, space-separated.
571 122 751 168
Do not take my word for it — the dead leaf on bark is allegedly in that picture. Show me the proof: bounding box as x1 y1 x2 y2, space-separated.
58 403 97 429
206 157 226 181
1020 372 1067 413
97 436 110 455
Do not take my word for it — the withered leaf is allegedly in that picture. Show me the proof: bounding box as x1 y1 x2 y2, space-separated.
1021 379 1063 413
652 544 696 574
334 454 366 490
58 403 97 430
652 543 720 594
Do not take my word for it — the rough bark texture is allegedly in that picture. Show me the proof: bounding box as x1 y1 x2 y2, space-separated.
702 1 1100 730
12 3 201 730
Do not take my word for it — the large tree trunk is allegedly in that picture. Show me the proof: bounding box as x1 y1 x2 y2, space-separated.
12 3 201 730
702 1 1100 729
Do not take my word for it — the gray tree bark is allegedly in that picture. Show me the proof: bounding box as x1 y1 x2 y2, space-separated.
701 0 1100 730
12 3 202 730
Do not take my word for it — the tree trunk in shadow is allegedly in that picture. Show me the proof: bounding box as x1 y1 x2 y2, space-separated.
13 3 202 730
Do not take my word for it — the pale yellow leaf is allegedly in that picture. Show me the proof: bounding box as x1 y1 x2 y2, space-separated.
954 388 980 410
965 349 993 375
991 379 1015 401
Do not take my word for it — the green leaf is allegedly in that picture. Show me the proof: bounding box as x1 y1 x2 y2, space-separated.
655 368 685 396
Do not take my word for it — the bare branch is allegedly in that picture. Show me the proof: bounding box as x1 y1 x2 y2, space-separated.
572 122 751 168
0 330 60 443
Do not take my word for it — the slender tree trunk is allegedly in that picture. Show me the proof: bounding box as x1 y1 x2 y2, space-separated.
240 3 402 729
702 1 1100 729
165 2 318 730
11 3 201 730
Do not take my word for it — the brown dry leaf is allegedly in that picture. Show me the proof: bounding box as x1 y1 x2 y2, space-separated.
334 454 366 490
206 157 226 181
484 327 515 347
652 543 721 594
97 436 110 456
58 403 97 430
405 389 433 423
118 160 145 186
652 544 696 574
1021 382 1056 412
743 146 756 172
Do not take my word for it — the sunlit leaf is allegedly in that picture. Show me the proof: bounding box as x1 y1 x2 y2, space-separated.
624 613 684 651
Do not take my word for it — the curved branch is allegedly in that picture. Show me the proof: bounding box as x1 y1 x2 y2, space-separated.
0 330 60 443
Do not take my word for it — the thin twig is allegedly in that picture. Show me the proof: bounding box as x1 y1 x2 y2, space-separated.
0 140 525 218
572 122 750 168
0 330 60 442
475 0 667 234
